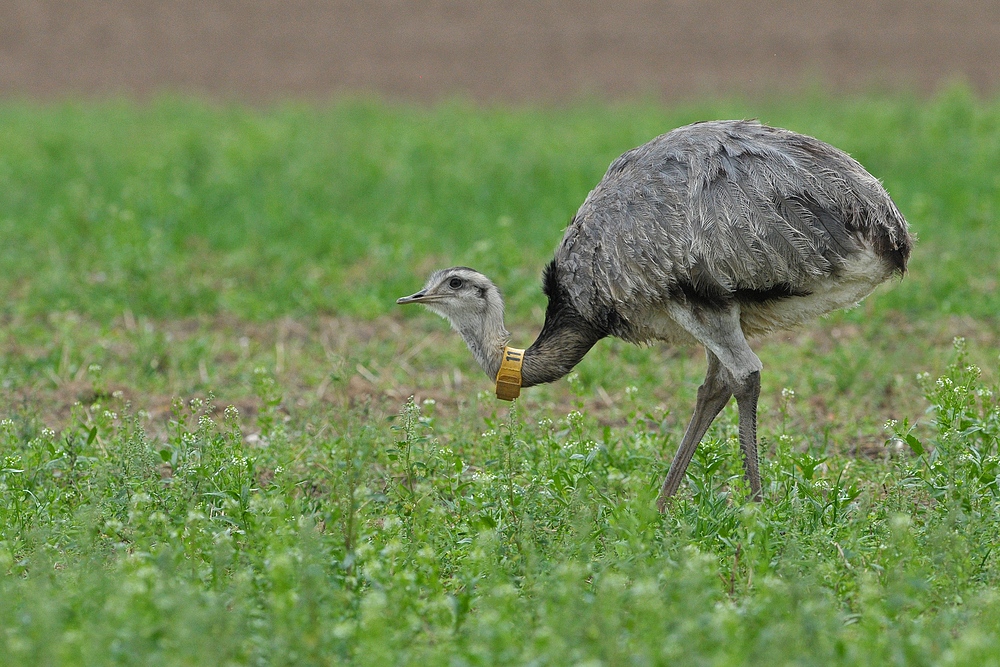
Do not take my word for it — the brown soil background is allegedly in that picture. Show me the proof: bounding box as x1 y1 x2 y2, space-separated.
3 0 1000 102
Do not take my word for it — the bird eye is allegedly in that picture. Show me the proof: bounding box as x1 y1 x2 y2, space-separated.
448 277 464 289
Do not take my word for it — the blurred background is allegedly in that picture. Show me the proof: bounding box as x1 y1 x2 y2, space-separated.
3 0 1000 102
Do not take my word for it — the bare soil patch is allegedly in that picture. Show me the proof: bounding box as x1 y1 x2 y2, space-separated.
3 1 1000 102
4 311 996 458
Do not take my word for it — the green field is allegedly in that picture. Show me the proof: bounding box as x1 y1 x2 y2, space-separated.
2 88 1000 665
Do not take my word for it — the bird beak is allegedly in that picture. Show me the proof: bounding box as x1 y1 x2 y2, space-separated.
396 290 427 305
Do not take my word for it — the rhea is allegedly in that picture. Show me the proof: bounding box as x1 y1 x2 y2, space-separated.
398 120 912 509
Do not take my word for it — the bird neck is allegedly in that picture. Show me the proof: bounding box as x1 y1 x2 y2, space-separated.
520 287 604 388
451 294 601 389
521 327 601 388
448 266 606 389
451 302 510 382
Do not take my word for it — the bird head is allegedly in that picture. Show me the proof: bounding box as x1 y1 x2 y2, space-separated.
396 267 503 328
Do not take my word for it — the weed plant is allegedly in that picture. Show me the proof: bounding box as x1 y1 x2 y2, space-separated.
1 342 999 664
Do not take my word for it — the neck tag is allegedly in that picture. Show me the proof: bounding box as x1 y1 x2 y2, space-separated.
495 346 524 401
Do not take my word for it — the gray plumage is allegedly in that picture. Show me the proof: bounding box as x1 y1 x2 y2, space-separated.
398 120 912 509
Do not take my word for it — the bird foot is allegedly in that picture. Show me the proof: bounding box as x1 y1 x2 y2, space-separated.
656 493 671 514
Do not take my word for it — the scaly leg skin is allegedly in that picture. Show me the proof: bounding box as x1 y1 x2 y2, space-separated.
733 370 763 501
657 352 732 511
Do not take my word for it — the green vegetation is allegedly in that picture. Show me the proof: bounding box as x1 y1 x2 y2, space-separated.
2 88 998 321
1 88 1000 664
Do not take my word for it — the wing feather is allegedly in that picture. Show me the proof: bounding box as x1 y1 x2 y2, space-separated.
551 120 911 326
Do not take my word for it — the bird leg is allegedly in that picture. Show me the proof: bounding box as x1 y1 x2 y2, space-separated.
732 370 763 501
657 351 732 510
658 302 764 510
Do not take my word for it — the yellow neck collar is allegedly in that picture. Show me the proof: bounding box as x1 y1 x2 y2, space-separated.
495 346 524 401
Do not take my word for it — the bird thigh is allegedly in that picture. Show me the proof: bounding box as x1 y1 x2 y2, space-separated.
665 302 763 383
